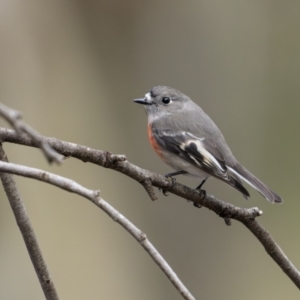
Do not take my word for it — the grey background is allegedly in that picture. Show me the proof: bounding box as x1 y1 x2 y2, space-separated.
0 1 299 299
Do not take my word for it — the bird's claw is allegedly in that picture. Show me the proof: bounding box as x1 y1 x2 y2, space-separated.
192 189 206 208
199 189 206 200
160 176 176 196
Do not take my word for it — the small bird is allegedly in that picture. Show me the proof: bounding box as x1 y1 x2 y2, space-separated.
134 86 282 203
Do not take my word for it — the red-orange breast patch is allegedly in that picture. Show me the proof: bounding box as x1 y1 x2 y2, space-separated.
147 124 164 159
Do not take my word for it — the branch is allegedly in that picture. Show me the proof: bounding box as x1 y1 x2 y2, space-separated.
243 219 300 287
0 128 267 217
0 146 59 300
0 159 196 300
1 128 300 289
0 104 63 163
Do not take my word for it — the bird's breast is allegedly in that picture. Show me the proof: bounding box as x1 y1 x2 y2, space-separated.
147 124 164 159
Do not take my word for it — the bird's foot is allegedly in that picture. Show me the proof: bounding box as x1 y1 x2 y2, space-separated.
192 189 206 208
198 189 206 199
193 202 202 208
160 176 176 196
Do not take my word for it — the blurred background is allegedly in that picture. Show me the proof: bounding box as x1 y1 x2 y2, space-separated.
0 1 299 299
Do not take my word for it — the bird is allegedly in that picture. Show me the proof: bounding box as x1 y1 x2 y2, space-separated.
133 86 282 203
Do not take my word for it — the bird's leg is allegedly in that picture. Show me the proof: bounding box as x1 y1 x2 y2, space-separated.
195 179 206 190
193 180 207 208
162 170 187 196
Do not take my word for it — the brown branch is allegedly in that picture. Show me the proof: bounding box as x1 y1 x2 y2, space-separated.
0 146 59 300
141 178 158 200
0 159 196 300
1 127 299 289
0 128 265 218
243 219 300 287
0 104 63 163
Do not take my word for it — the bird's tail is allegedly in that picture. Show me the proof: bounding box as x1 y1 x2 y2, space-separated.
228 163 283 203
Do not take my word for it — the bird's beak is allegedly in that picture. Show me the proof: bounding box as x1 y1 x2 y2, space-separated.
133 98 152 105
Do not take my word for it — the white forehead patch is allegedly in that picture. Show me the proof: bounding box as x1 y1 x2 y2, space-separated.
145 92 152 101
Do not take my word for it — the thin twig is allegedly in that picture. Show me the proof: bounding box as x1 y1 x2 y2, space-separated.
0 159 196 300
141 178 158 200
0 146 59 300
243 219 300 288
0 104 62 163
1 128 299 289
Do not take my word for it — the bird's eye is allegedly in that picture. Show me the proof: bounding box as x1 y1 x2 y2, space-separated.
162 97 172 104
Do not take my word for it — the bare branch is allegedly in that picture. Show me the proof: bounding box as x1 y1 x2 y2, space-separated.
1 128 300 289
0 159 196 300
141 178 158 200
0 104 63 163
0 147 59 300
0 129 267 218
243 219 300 288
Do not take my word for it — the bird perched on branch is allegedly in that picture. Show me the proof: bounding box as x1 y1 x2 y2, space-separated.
134 86 282 203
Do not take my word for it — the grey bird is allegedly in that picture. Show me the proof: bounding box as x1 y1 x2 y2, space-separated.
134 86 282 203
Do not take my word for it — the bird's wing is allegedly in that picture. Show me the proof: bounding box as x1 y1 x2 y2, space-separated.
153 129 249 197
